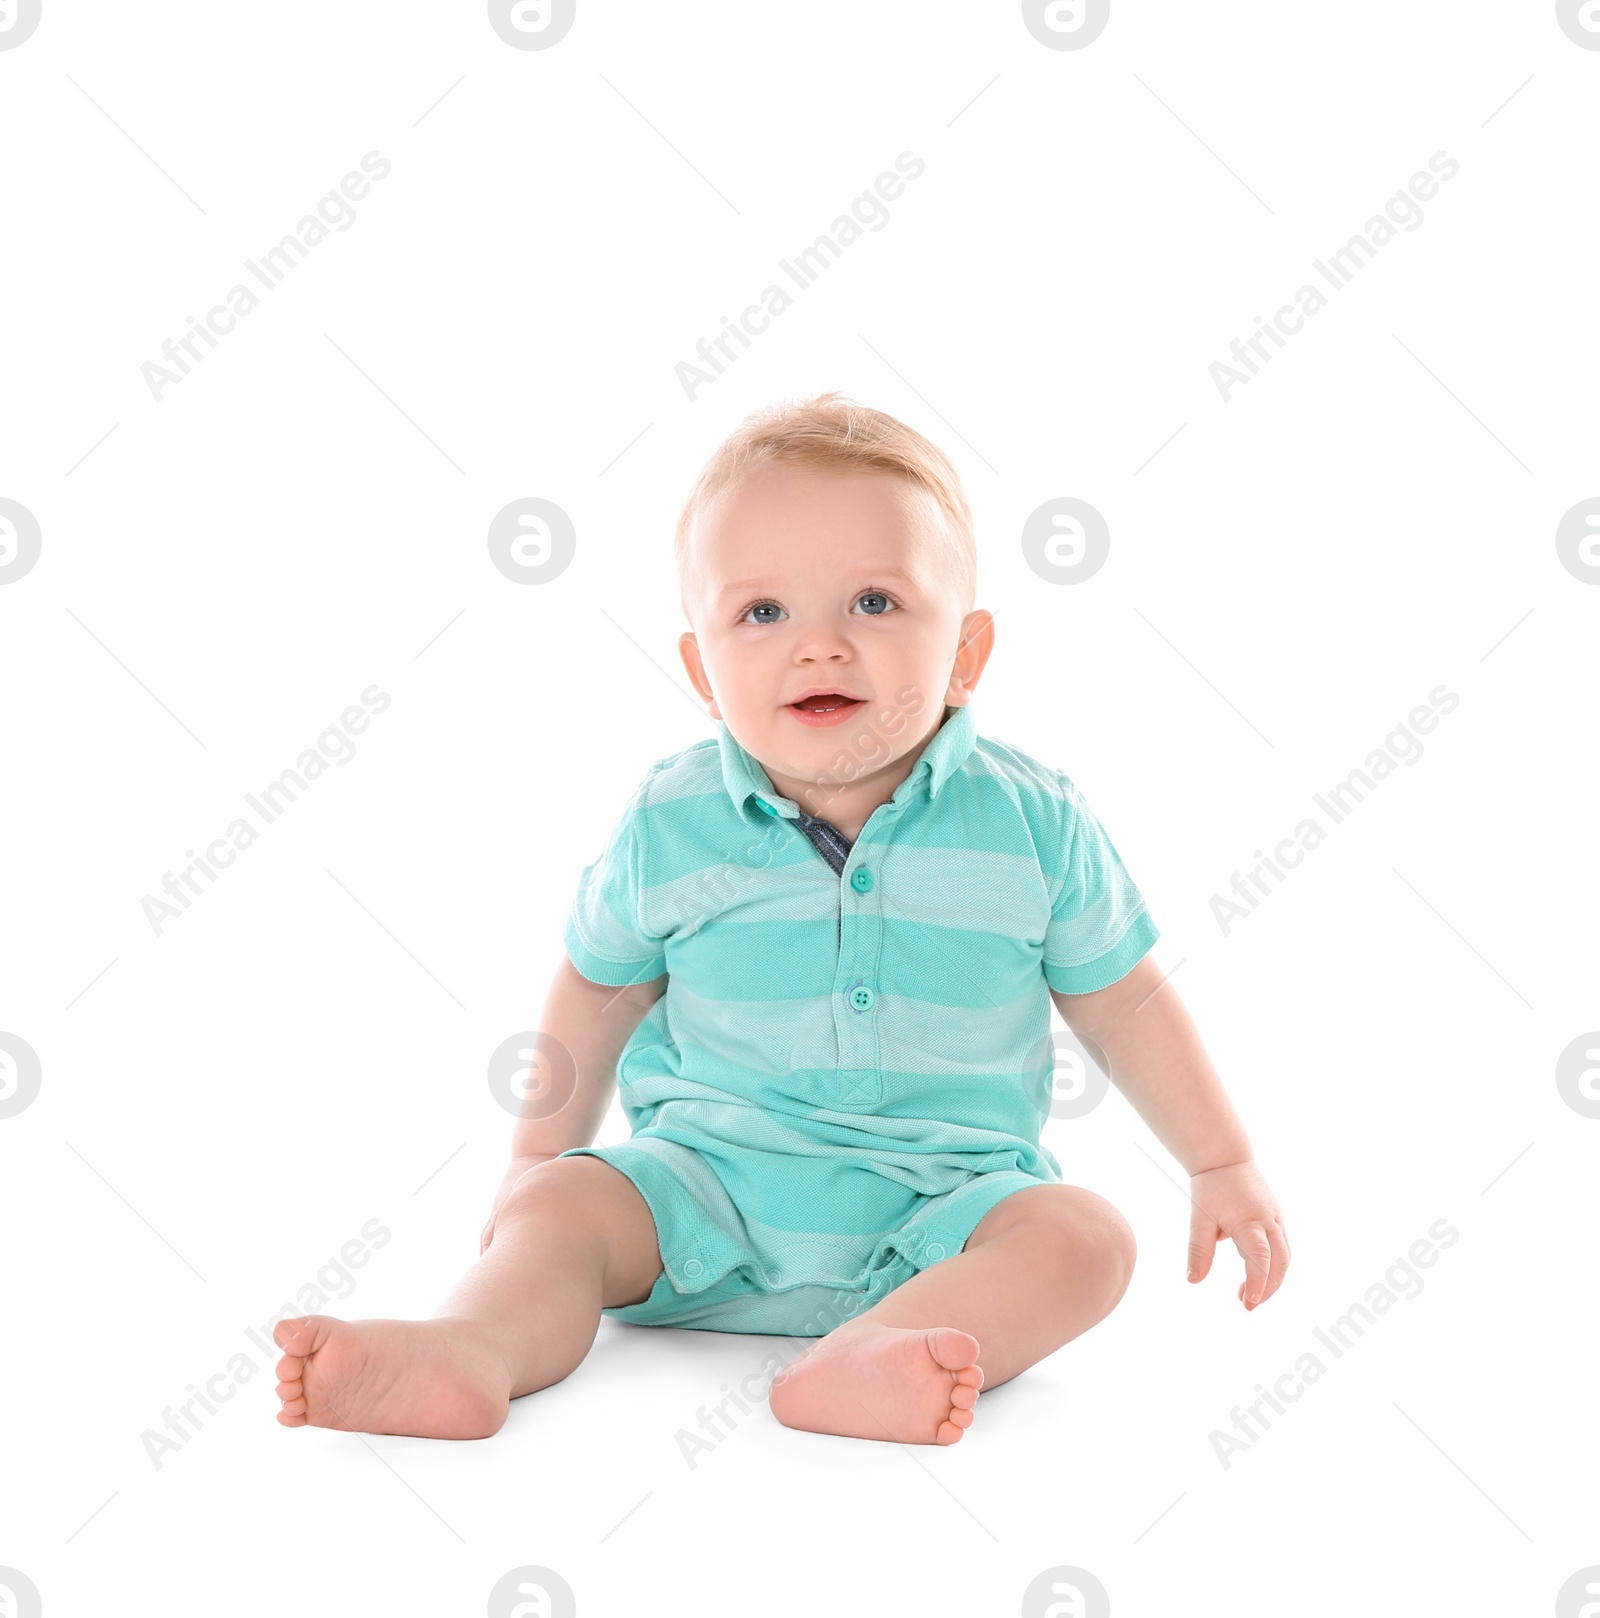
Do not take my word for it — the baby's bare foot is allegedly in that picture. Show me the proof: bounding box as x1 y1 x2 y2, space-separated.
768 1322 983 1445
273 1315 513 1440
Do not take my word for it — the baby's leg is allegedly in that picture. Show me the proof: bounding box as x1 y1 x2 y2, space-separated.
768 1184 1134 1445
274 1156 662 1439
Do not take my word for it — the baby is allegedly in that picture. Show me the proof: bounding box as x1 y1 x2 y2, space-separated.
273 392 1289 1446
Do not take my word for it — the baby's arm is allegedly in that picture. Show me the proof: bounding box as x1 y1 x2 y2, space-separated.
480 955 666 1253
1050 956 1288 1310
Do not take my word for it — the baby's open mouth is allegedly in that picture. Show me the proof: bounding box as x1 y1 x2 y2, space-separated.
788 692 865 714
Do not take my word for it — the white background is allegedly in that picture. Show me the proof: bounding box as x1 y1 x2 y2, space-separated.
2 2 1596 1614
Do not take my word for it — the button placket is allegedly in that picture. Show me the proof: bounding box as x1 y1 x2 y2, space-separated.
834 843 883 1107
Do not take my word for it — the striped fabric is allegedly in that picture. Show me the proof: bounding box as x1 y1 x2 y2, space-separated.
557 699 1160 1335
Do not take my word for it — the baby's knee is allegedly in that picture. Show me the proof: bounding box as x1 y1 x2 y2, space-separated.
1032 1187 1137 1303
499 1154 601 1224
1090 1196 1137 1303
498 1154 650 1265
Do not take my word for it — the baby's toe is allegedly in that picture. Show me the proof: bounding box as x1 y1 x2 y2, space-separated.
950 1383 978 1411
273 1317 320 1356
935 1417 966 1445
926 1327 980 1372
947 1406 975 1429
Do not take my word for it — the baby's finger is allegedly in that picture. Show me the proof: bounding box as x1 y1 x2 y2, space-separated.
1232 1222 1273 1308
1255 1220 1290 1304
1187 1203 1220 1282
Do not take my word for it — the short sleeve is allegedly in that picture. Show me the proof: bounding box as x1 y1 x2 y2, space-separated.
1042 779 1160 994
563 786 668 988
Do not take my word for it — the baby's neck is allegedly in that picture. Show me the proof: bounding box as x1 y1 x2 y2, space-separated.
764 706 949 842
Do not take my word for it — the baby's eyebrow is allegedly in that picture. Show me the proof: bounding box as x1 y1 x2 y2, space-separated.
715 567 920 603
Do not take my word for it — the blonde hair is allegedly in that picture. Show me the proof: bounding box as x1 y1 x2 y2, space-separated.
674 391 977 619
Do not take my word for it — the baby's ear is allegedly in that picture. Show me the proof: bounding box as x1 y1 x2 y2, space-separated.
677 631 719 716
677 629 702 683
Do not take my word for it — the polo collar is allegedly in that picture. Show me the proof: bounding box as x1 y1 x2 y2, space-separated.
717 701 976 823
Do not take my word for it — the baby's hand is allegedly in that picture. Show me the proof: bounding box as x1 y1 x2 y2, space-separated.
1186 1158 1289 1310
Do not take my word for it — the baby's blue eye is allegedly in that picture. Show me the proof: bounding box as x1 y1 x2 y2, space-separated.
739 590 897 625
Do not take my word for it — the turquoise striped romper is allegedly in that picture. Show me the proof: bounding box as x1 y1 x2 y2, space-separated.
559 700 1159 1337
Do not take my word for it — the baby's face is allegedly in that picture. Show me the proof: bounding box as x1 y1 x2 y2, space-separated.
678 460 983 801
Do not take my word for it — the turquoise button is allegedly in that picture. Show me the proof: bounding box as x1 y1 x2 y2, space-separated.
849 984 875 1011
850 867 873 892
757 800 776 815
